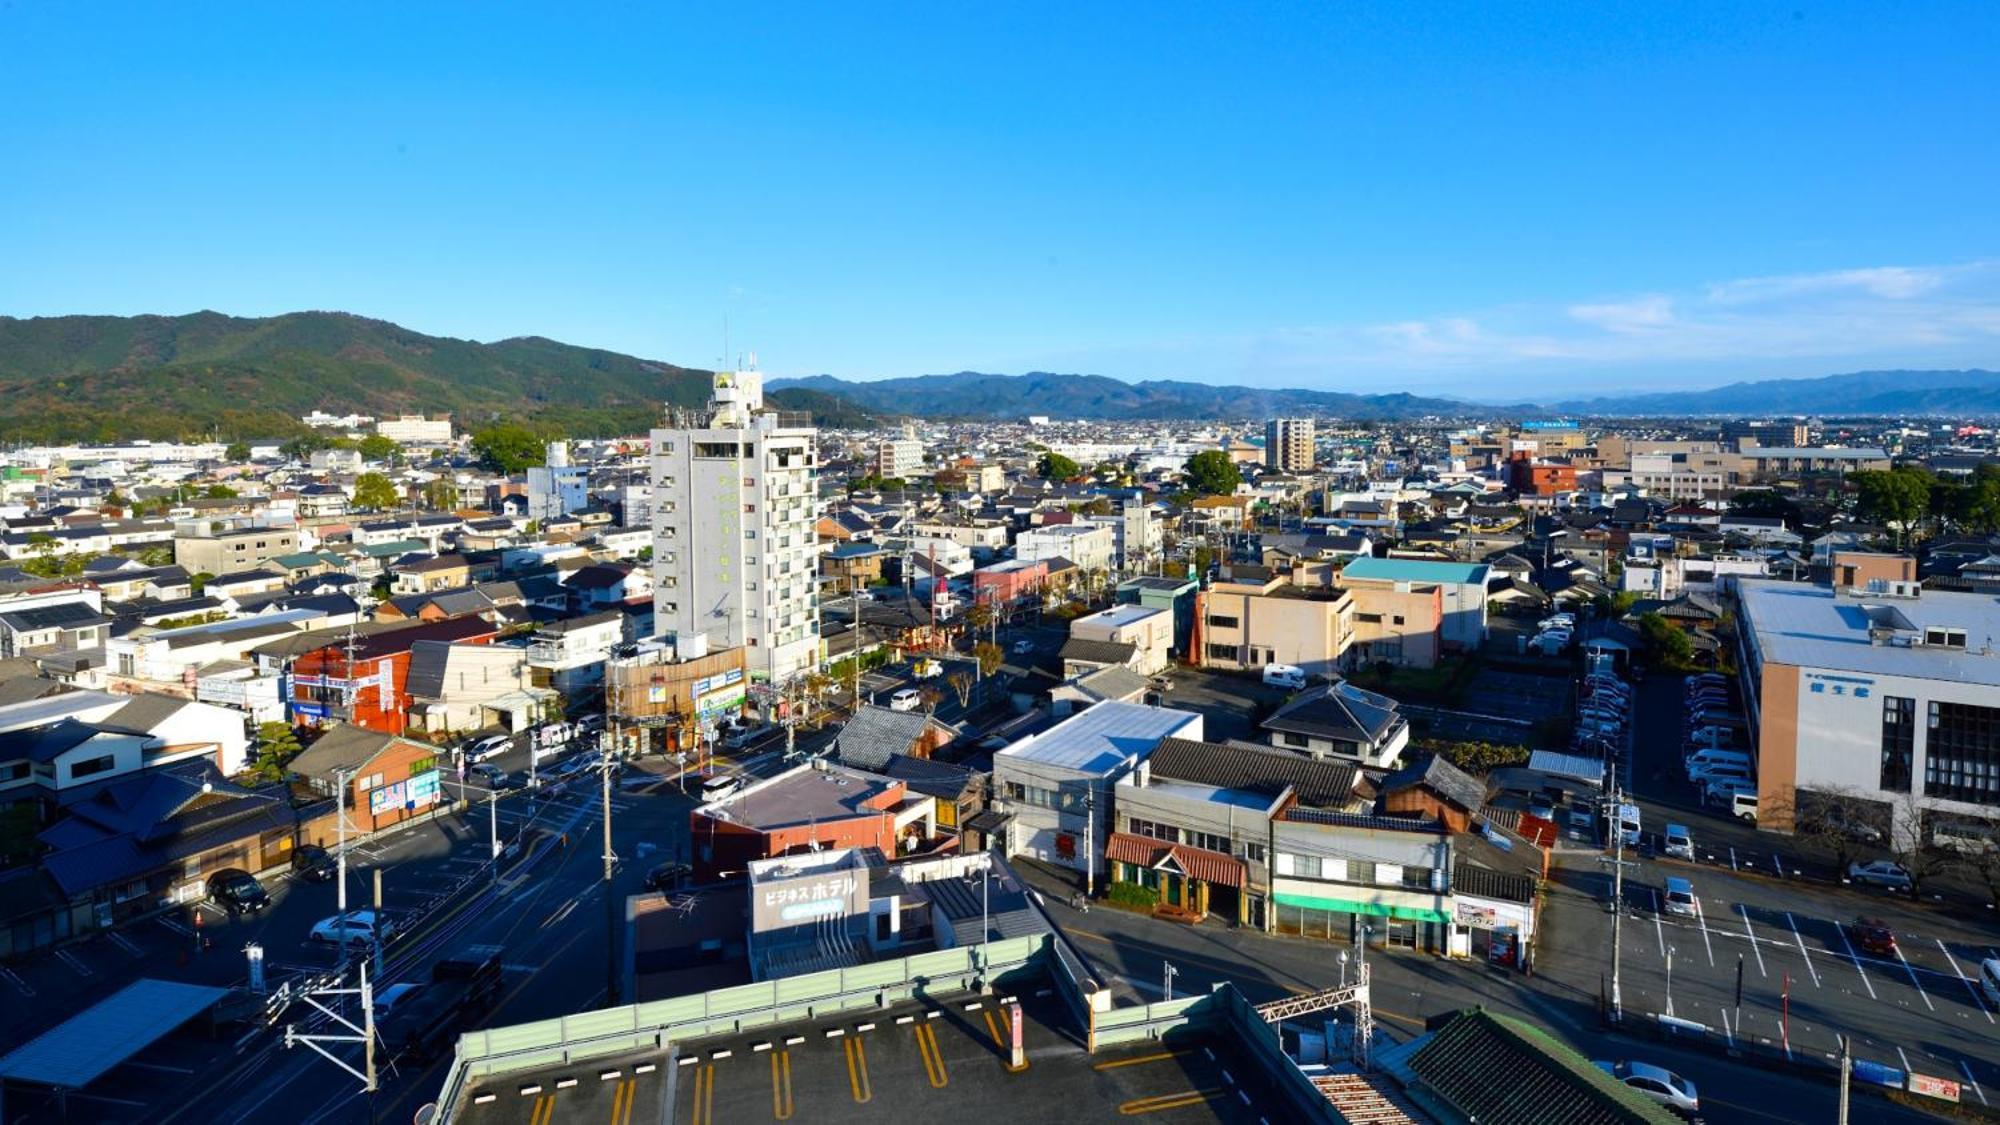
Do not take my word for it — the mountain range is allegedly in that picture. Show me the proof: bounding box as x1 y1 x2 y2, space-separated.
1551 369 2000 416
769 371 1506 421
0 310 1994 441
0 311 871 442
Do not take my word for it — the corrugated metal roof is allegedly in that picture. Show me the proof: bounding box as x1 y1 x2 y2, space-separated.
0 978 229 1089
1341 556 1489 585
995 701 1199 775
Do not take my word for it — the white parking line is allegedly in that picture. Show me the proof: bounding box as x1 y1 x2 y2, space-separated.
1694 901 1715 966
1893 943 1935 1011
1650 890 1666 958
1898 1047 1914 1076
1735 905 1761 976
1784 913 1819 987
1835 925 1878 1000
1960 1060 1989 1107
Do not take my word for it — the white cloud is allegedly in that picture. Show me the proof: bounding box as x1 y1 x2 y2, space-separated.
1704 265 1959 304
1567 295 1675 334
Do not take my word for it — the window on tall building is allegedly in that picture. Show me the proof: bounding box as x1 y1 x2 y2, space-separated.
1926 700 2000 807
1880 695 1915 793
1205 614 1238 630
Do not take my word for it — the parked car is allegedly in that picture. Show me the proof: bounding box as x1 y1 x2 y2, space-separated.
1848 916 1898 957
1662 876 1699 918
290 844 337 883
699 773 742 802
1980 958 2000 1007
1701 777 1754 807
1527 796 1556 822
1011 638 1035 655
1538 613 1577 631
1662 824 1693 861
207 868 271 916
1847 860 1913 892
1593 1060 1700 1116
888 687 923 712
463 734 511 763
469 762 511 789
644 861 693 893
1262 664 1307 689
309 909 393 947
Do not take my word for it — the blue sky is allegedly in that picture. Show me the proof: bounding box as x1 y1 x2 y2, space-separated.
2 4 1996 399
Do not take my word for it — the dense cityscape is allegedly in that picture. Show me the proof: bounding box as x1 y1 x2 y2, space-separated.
4 6 1998 1124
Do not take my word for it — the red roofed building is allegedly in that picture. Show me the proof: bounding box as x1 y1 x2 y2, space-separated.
289 615 499 733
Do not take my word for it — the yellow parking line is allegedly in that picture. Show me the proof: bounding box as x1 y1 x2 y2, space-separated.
609 1078 635 1125
529 1094 555 1125
982 1009 1030 1073
914 1023 950 1088
1092 1048 1196 1071
843 1035 873 1103
1118 1087 1229 1116
688 1064 714 1125
771 1050 794 1120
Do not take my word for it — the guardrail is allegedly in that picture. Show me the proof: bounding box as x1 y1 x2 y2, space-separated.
433 933 1053 1116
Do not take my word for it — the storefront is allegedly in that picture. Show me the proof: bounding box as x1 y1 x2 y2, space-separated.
1269 884 1452 953
1449 894 1536 970
1105 832 1248 923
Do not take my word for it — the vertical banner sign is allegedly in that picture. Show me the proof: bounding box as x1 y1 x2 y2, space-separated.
1010 1002 1024 1070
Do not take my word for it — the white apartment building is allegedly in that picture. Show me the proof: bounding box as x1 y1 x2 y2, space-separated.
652 369 820 683
876 437 925 479
1265 418 1315 473
1014 523 1115 573
378 414 455 444
1083 499 1160 569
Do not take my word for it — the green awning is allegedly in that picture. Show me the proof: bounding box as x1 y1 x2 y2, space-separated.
1274 892 1449 925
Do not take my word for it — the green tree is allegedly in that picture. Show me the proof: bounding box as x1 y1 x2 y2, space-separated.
1036 451 1081 481
248 722 304 782
1957 468 2000 533
1635 611 1694 670
280 433 332 460
472 424 549 474
422 478 458 512
351 471 400 511
1183 450 1242 496
973 641 1005 678
357 434 399 463
203 484 238 500
224 442 252 462
1851 467 1933 546
1726 489 1797 526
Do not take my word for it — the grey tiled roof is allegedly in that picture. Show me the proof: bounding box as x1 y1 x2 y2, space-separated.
1147 737 1357 809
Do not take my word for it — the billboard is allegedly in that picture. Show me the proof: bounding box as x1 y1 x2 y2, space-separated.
751 866 870 933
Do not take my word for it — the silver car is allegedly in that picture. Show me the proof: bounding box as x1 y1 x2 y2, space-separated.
1594 1059 1699 1116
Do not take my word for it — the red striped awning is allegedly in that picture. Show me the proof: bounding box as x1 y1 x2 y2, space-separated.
1105 831 1246 889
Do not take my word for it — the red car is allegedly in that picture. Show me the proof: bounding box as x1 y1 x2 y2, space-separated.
1848 917 1897 958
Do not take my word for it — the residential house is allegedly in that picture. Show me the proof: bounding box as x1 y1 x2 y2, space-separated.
1067 604 1172 676
1260 680 1410 768
1197 568 1352 680
287 723 447 835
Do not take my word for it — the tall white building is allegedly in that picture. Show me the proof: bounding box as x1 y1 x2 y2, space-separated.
1264 418 1315 473
876 435 925 479
378 414 454 444
651 368 821 683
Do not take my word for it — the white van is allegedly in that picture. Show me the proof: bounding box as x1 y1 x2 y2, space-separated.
699 774 742 802
1614 804 1641 847
1731 791 1758 822
1263 665 1307 690
1686 748 1753 773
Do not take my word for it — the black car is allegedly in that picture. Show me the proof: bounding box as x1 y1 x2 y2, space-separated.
207 868 271 915
644 861 692 893
291 844 337 883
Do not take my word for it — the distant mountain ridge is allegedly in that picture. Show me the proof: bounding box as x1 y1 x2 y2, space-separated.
1554 369 2000 416
769 371 1502 420
0 311 873 441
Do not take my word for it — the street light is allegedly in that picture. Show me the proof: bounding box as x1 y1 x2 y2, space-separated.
1337 950 1349 988
1162 961 1179 1002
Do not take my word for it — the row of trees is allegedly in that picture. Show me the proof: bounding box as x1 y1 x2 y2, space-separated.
1849 463 2000 545
1789 785 2000 906
1033 449 1241 497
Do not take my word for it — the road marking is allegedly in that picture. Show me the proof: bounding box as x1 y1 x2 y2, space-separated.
1892 942 1935 1011
106 931 144 957
610 1077 637 1125
1119 1088 1229 1116
1937 940 1996 1023
1736 905 1763 976
770 1051 794 1121
527 1094 555 1125
1650 890 1666 958
0 966 35 997
54 948 93 977
687 1064 714 1125
1770 852 1784 878
1960 1060 1989 1107
1094 1050 1196 1071
1694 900 1714 966
914 1022 950 1088
1835 925 1878 1000
1897 1046 1915 1076
157 916 194 937
1783 913 1819 987
1728 846 1738 872
843 1034 872 1103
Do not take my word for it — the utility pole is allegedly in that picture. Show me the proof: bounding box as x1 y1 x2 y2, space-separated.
1596 781 1637 1024
335 767 351 917
283 962 377 1105
1083 790 1096 898
1837 1034 1852 1125
488 785 500 885
602 671 620 1006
